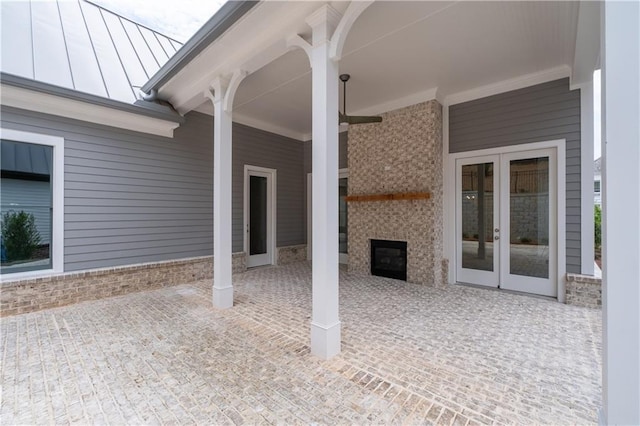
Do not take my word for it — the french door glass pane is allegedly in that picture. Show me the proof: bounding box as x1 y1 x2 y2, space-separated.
461 163 494 271
509 157 549 278
339 177 348 254
249 175 267 255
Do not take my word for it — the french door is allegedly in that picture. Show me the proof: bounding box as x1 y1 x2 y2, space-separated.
456 148 557 297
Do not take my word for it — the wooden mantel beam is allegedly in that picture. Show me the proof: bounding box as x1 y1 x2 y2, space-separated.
345 192 431 202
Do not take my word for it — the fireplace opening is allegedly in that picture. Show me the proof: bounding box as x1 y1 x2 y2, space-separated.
371 239 407 281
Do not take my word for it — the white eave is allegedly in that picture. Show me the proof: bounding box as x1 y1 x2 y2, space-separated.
150 1 599 142
1 74 184 137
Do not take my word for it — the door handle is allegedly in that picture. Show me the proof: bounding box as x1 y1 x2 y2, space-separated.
494 228 500 233
494 235 499 240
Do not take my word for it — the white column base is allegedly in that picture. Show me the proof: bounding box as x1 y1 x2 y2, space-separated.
310 321 341 359
213 286 233 309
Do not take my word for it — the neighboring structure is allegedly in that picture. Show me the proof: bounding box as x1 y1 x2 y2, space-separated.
1 1 638 423
594 157 602 206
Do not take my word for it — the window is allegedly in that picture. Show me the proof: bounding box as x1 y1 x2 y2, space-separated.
0 129 64 277
594 180 601 193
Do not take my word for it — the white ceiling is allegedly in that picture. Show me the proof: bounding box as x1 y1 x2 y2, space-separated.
169 1 581 140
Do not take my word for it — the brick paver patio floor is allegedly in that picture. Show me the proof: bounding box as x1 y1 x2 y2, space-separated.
1 262 601 425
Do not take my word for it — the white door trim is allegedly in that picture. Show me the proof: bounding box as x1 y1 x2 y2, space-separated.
244 165 277 268
307 168 349 263
446 139 566 301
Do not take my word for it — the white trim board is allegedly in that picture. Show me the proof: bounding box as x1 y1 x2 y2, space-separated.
444 139 567 302
442 103 454 283
578 80 595 275
0 128 65 279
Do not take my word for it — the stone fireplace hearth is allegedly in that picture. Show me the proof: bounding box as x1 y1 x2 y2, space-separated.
347 100 445 287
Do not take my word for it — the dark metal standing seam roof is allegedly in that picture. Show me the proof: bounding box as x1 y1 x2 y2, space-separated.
0 0 183 104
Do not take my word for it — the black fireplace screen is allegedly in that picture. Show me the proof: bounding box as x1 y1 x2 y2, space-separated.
370 239 407 281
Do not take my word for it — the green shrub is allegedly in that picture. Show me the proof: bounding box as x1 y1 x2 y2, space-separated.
1 211 41 262
594 205 602 249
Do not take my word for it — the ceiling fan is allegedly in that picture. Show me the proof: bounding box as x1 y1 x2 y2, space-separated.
339 74 382 125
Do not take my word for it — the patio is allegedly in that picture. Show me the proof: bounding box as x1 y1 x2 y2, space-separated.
0 262 601 425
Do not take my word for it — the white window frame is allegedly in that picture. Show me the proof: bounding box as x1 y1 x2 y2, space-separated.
1 128 64 278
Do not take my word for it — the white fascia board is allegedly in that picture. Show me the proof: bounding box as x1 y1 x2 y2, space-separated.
445 65 572 106
1 84 181 138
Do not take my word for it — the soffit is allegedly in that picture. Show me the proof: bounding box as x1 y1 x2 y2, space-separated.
159 1 345 114
164 1 581 140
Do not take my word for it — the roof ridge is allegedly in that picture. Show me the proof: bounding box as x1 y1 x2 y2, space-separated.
81 0 184 45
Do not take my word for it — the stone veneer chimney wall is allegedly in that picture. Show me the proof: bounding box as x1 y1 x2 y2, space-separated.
347 100 446 287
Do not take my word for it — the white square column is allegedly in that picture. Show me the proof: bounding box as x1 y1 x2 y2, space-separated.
601 1 640 423
211 88 234 309
307 5 342 359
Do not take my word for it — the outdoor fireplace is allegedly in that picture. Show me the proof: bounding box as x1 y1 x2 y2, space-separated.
370 239 407 281
347 100 444 287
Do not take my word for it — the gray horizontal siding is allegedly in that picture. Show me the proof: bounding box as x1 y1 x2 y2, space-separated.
0 107 214 271
233 123 305 251
1 107 307 272
450 78 582 273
